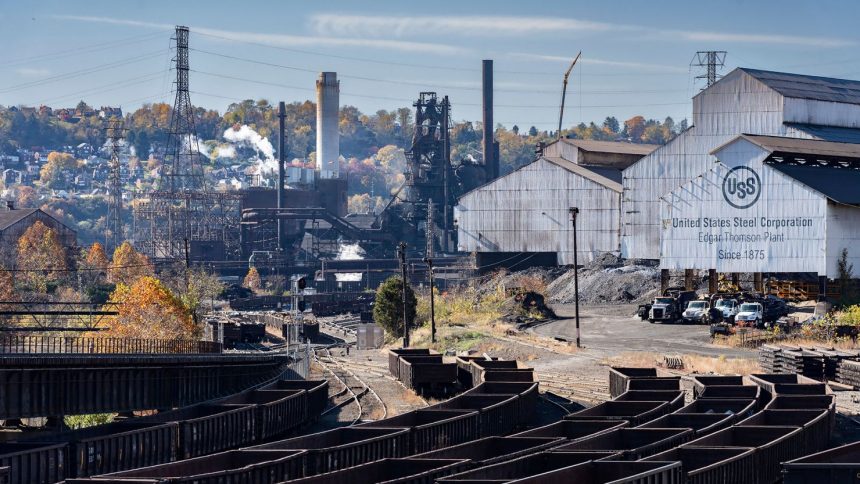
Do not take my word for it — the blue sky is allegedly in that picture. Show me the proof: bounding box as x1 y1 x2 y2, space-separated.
1 0 858 130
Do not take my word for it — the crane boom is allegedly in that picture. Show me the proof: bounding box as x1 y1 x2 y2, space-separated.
557 51 582 139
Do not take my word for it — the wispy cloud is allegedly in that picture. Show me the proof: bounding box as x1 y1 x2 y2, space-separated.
15 67 51 77
509 53 689 73
310 14 620 37
53 15 468 55
675 30 855 48
310 13 857 48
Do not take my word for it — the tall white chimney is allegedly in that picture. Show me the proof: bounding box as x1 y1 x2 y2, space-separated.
316 72 340 178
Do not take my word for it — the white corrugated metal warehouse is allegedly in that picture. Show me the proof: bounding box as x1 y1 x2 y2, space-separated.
622 68 860 260
455 139 656 266
661 134 860 278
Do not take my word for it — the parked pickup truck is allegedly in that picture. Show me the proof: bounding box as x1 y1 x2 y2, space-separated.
735 302 763 328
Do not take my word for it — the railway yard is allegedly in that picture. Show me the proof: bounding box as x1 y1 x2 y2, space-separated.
3 304 860 483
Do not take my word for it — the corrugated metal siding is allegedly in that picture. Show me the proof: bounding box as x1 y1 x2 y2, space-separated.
542 142 580 162
825 202 860 277
660 138 827 274
784 98 860 128
456 158 620 265
623 70 787 260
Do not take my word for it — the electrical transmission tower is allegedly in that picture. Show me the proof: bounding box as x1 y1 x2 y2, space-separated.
104 117 126 251
133 25 242 261
691 51 727 88
164 25 202 191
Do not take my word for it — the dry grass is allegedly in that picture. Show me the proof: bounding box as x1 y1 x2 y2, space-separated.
605 351 760 376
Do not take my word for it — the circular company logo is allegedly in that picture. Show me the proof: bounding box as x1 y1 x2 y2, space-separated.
722 166 761 209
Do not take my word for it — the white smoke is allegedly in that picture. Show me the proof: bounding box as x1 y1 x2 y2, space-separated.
186 135 212 160
335 242 365 283
215 145 236 159
222 125 277 175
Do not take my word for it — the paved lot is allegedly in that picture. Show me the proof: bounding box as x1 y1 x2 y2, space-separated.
535 303 755 360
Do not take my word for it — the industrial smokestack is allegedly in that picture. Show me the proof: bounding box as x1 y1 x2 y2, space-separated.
482 60 497 181
277 101 286 251
316 72 340 178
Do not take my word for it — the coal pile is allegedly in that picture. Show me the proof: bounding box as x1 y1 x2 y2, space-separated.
547 254 660 305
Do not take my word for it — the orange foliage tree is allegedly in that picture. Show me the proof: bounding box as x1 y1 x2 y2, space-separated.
243 267 261 291
104 276 198 339
109 241 154 286
17 220 68 293
0 268 18 327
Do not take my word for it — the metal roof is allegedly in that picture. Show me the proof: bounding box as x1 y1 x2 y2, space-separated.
729 134 860 159
768 163 860 205
740 68 860 105
785 123 860 144
0 208 38 231
544 157 622 192
559 138 659 156
712 134 860 205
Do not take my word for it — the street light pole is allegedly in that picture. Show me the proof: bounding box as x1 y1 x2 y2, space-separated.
570 207 582 348
398 242 410 347
425 257 436 343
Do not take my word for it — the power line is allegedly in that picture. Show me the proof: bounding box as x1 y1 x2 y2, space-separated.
190 70 691 109
0 31 163 68
0 50 167 94
192 31 686 78
32 70 169 106
190 48 690 96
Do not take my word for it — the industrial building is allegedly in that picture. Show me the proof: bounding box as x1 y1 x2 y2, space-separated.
622 68 860 260
0 203 77 268
661 134 860 278
455 139 657 267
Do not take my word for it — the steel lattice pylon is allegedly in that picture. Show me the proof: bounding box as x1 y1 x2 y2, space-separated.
104 117 126 252
133 26 241 261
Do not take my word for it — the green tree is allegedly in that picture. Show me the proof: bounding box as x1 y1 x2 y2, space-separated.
373 276 417 338
603 116 620 134
528 126 538 137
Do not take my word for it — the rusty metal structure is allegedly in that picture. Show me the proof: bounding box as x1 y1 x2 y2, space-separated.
402 92 453 254
132 26 241 260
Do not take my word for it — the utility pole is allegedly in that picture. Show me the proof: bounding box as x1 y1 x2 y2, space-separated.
277 101 287 253
183 237 191 296
570 208 582 348
691 51 727 88
398 242 410 347
557 52 581 139
425 199 436 343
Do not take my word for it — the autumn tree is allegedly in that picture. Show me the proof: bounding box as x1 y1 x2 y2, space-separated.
624 116 646 142
17 220 68 293
243 267 261 291
15 186 37 208
109 241 154 286
176 268 224 323
104 276 197 339
0 268 18 327
39 151 79 189
80 243 111 301
85 243 109 272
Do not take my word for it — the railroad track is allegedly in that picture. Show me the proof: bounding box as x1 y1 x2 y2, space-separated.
314 346 387 424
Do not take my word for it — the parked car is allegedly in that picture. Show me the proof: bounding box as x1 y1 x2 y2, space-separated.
682 300 710 324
